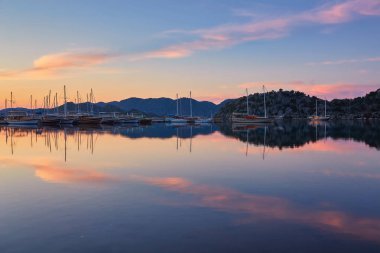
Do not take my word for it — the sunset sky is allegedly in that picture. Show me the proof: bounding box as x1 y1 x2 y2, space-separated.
0 0 380 107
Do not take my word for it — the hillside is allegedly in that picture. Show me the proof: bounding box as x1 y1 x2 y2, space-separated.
106 97 218 117
215 89 380 120
0 98 222 117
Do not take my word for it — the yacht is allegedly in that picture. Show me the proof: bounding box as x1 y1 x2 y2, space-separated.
309 99 330 121
6 111 40 126
232 86 274 124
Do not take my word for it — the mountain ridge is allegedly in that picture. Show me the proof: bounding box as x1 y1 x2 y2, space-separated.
1 89 379 118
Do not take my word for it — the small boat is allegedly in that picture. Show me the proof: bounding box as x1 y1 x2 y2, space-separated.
151 117 166 123
0 116 8 125
139 118 152 125
60 117 74 125
309 99 330 121
232 86 274 124
6 111 40 126
232 113 274 123
121 118 139 124
59 86 75 125
77 115 103 125
167 117 188 123
41 115 61 126
194 117 212 123
99 112 120 125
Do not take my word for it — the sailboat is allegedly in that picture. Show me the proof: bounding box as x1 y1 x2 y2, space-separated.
60 85 75 125
41 93 61 126
76 89 102 125
232 86 274 124
167 93 188 124
5 92 40 126
309 99 330 121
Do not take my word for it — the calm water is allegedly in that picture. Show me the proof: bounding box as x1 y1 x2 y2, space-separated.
1 121 380 253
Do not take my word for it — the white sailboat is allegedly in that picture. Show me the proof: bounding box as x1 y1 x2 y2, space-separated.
232 86 274 124
168 93 188 124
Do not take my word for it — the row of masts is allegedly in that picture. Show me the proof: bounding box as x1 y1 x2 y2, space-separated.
4 86 96 115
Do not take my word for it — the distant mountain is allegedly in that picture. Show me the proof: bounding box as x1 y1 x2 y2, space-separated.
215 89 380 120
105 97 219 117
7 89 378 119
0 97 225 117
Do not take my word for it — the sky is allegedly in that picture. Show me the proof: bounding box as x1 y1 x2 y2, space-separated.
0 0 379 107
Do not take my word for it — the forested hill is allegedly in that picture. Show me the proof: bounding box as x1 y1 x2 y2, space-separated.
215 89 380 120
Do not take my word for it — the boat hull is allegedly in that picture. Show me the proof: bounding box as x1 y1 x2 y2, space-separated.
6 120 40 126
308 116 330 121
60 118 74 125
232 117 274 124
77 117 103 125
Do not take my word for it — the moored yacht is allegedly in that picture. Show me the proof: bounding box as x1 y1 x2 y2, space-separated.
6 111 40 126
232 86 274 124
309 99 330 121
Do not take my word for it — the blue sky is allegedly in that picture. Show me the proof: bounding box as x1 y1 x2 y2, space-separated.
0 0 379 105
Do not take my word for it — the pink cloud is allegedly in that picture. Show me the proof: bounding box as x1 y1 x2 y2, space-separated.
134 0 380 60
0 50 119 80
195 94 240 104
238 81 379 100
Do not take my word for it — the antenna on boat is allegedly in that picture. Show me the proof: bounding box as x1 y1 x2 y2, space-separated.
246 88 249 115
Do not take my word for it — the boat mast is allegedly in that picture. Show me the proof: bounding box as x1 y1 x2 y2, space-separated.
189 91 192 117
315 100 318 116
10 92 13 109
176 93 179 116
64 85 67 117
48 90 51 113
263 85 267 118
30 95 33 116
324 99 327 117
86 94 89 114
246 88 249 115
90 89 94 115
77 91 80 114
55 93 58 114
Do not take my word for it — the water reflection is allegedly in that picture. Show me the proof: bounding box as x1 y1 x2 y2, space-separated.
1 122 380 252
2 121 380 156
219 120 380 151
131 175 380 242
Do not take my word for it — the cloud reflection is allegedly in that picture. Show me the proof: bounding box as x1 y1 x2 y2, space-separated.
34 163 118 185
132 175 380 242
